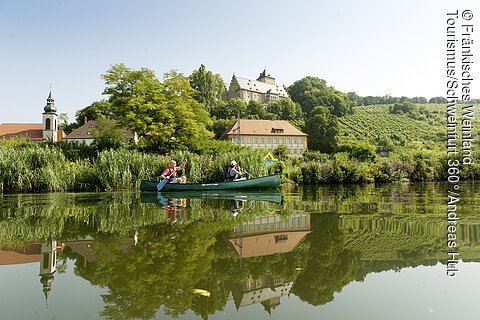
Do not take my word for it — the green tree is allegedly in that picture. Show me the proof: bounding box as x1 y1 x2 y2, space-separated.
189 64 225 113
91 119 132 151
211 99 246 120
102 64 213 152
75 100 113 126
346 92 363 106
288 76 353 116
428 96 448 104
266 98 302 120
244 100 271 119
304 106 339 153
210 118 234 139
339 141 377 162
273 145 289 160
58 113 77 134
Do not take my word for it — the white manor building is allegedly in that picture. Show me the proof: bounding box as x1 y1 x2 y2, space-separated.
223 69 289 104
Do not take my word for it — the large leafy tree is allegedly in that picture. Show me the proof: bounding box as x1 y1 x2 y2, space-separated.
75 100 113 126
304 106 339 153
211 99 245 120
189 64 225 113
266 98 302 120
288 76 353 116
102 64 213 152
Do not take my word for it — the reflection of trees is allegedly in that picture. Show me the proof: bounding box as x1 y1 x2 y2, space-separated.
65 219 309 319
292 214 359 305
3 184 480 317
73 224 217 319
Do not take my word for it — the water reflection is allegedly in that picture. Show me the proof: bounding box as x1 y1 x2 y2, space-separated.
1 184 480 319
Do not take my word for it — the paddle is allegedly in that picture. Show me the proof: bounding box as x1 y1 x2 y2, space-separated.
156 178 169 192
157 159 187 191
238 165 254 179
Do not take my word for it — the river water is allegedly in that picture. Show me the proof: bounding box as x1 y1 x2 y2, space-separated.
1 183 479 319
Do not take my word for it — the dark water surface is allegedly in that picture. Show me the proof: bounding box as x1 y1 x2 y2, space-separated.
1 183 480 320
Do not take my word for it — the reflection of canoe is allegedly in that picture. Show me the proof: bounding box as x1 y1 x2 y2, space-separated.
140 174 281 192
140 189 282 204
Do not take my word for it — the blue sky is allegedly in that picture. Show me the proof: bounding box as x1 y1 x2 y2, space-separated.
0 0 478 123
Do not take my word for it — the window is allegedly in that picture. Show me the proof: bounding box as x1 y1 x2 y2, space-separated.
286 138 290 144
293 148 297 154
267 138 271 144
271 128 284 133
299 148 304 155
293 138 297 144
253 138 258 144
260 138 265 144
241 138 245 144
43 254 49 270
45 118 51 130
247 138 251 144
274 138 278 144
280 138 284 144
275 234 288 242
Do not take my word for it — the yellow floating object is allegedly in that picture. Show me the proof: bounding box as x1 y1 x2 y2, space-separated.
192 289 211 297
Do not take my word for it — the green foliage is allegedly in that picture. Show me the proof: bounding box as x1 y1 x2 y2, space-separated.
102 64 213 153
189 64 225 113
75 100 113 126
0 144 69 192
274 145 289 160
211 99 273 120
339 140 377 162
209 118 234 138
302 150 330 162
91 119 133 151
389 101 415 114
211 98 245 120
265 98 302 120
304 106 339 153
52 141 97 161
288 76 354 116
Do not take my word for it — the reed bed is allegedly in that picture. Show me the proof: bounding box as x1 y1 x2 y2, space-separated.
0 143 272 193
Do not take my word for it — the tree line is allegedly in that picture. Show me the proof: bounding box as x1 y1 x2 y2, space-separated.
58 63 456 155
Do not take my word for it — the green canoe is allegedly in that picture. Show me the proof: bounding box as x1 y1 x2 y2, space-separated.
140 174 281 192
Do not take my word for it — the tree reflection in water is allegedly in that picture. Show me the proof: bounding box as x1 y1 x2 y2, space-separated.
2 184 480 319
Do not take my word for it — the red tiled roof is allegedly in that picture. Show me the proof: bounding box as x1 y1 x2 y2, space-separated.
0 123 43 140
220 119 307 139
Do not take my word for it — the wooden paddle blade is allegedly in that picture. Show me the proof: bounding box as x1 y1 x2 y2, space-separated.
157 179 168 191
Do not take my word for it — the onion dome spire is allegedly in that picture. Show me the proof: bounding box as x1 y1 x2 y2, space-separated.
44 89 57 113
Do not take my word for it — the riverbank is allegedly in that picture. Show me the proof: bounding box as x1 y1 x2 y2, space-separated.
1 142 479 193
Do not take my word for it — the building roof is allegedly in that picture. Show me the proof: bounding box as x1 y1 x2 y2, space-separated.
234 76 288 97
0 124 65 142
0 123 44 140
64 120 135 140
64 120 98 140
220 119 307 138
228 231 311 258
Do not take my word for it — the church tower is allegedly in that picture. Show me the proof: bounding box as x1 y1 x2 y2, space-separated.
39 241 57 306
42 91 58 142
